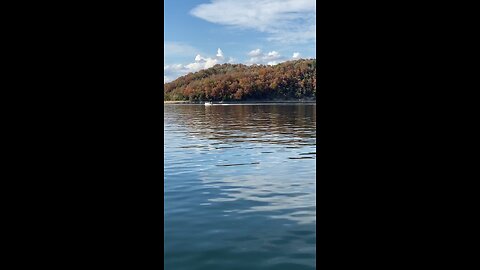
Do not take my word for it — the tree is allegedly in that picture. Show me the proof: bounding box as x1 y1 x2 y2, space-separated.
163 59 317 101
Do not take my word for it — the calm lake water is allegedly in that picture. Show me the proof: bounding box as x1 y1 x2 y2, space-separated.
164 104 316 270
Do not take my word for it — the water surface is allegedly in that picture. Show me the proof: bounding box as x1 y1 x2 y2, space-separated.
164 104 316 270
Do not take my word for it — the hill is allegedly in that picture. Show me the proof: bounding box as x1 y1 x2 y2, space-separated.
164 59 316 102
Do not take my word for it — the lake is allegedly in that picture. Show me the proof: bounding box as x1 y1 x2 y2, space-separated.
164 104 316 270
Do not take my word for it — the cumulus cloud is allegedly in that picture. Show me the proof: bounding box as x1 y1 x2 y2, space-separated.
164 47 307 83
248 49 262 57
216 48 224 58
190 0 316 44
164 48 230 83
246 49 285 65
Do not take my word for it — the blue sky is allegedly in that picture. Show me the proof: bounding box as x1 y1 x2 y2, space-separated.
164 0 316 82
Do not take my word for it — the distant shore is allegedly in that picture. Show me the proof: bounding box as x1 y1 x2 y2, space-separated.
164 99 316 105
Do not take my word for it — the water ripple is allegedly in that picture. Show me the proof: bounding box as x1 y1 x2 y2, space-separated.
165 104 316 270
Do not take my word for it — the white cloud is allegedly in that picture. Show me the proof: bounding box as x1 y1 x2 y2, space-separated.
216 48 224 58
267 51 280 58
246 49 284 65
190 0 316 44
248 49 262 57
164 48 230 83
164 47 307 83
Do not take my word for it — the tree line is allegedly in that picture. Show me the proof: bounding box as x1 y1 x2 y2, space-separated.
164 59 316 101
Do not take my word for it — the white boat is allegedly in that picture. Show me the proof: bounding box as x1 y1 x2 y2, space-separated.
205 101 213 106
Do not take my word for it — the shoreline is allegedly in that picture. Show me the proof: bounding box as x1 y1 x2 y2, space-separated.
164 99 316 105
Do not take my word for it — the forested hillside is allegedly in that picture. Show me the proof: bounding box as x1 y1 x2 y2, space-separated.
164 59 316 101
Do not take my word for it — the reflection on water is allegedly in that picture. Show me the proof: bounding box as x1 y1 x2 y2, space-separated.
165 104 316 270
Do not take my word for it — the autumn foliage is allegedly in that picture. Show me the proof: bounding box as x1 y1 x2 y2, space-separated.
164 59 316 101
